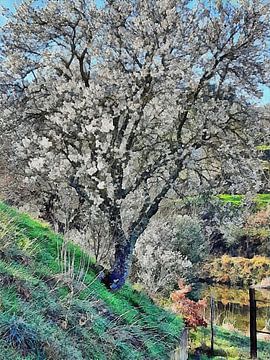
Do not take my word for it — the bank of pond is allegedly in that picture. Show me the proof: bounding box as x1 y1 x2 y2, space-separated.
201 284 270 338
186 283 270 359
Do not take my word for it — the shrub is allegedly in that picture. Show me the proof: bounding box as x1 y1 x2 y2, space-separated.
133 215 207 294
1 316 45 358
170 280 207 329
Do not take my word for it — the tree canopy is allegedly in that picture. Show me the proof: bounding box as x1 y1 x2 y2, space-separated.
0 0 269 289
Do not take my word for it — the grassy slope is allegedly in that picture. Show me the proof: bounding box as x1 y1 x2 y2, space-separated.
1 203 269 360
0 202 183 360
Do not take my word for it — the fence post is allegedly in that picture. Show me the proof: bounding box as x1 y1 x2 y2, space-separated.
249 287 257 359
210 295 215 356
171 327 189 360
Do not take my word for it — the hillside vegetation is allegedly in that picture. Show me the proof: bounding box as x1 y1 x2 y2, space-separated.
0 202 183 360
1 202 270 360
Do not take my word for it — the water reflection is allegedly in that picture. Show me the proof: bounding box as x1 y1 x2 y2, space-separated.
200 284 270 340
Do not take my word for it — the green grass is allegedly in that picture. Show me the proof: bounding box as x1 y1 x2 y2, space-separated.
1 202 269 359
166 193 270 209
218 193 270 207
190 326 270 360
257 145 270 151
0 201 184 359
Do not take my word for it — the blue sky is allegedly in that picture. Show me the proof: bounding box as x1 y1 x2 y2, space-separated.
1 0 270 105
260 86 270 105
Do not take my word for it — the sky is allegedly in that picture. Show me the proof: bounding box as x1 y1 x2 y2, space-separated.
1 0 270 105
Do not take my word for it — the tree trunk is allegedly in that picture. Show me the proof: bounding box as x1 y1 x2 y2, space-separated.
100 213 135 291
105 241 132 291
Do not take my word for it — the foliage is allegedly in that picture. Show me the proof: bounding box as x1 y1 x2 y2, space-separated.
173 194 270 258
242 206 270 256
218 204 270 258
174 215 208 264
1 0 269 288
208 205 270 257
246 206 270 228
201 255 270 286
170 280 207 329
133 214 207 294
165 194 249 257
0 201 184 359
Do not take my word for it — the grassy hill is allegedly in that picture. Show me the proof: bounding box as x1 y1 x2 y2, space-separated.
0 202 183 360
1 202 270 360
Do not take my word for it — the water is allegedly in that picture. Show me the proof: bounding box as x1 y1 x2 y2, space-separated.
200 284 270 339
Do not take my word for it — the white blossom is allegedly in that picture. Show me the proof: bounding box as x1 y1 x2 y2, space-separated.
0 0 269 289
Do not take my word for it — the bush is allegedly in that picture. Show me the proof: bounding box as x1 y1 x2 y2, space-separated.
170 280 207 329
133 215 208 295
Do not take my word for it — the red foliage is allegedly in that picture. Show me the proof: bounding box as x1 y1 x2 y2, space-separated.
170 280 207 329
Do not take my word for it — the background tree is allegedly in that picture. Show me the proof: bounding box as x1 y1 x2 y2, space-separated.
0 0 269 289
132 214 207 295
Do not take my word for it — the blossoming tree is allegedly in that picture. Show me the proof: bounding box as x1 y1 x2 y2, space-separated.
0 0 269 289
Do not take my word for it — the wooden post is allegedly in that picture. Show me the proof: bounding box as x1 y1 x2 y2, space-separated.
171 327 188 360
249 287 257 359
210 295 215 356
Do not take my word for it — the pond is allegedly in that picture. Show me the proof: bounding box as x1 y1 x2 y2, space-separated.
200 284 270 340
